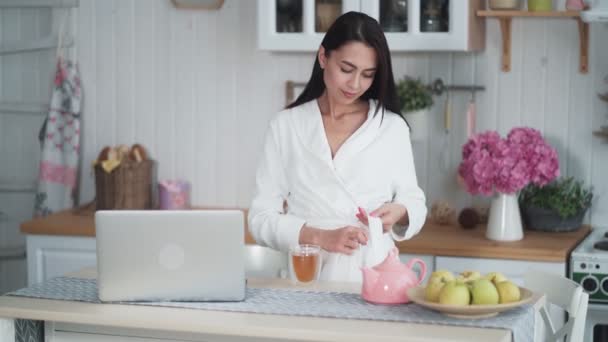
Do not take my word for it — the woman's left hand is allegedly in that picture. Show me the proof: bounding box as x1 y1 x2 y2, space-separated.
356 204 408 233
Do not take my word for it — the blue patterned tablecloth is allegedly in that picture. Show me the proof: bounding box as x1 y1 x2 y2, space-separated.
8 276 535 342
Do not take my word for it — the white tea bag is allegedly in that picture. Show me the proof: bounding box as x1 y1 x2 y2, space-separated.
363 216 386 267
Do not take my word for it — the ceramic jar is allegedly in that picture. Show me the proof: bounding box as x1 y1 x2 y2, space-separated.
488 0 521 10
528 0 553 11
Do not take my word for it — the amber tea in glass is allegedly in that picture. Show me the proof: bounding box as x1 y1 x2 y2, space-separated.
289 244 321 284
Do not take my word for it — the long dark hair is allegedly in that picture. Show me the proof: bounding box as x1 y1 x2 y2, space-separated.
287 11 403 121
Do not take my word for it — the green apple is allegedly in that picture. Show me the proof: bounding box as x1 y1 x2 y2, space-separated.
495 281 521 304
483 272 508 285
425 281 446 302
439 281 471 306
425 270 455 302
470 279 500 305
428 270 455 283
456 270 481 283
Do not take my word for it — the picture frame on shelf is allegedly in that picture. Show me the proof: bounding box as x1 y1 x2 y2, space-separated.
285 81 306 106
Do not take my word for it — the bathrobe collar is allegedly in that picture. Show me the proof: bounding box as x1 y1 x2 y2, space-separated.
290 99 384 169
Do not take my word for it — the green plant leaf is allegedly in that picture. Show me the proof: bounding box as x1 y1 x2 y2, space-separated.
397 76 434 113
518 177 593 219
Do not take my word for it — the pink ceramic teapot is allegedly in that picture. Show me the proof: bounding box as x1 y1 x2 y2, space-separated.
361 247 427 304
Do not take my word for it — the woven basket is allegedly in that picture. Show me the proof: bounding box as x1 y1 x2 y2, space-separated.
94 159 155 210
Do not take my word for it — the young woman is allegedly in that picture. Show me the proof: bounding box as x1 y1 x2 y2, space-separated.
248 12 427 283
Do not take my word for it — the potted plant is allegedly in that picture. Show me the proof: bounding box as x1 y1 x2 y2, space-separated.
519 177 593 232
396 76 434 141
458 127 560 241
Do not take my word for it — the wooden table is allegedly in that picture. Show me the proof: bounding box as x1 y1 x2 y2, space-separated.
0 268 542 342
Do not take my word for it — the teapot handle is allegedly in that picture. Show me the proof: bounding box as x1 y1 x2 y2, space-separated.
406 258 427 286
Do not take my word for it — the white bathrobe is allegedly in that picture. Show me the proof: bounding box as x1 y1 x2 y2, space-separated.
248 99 427 283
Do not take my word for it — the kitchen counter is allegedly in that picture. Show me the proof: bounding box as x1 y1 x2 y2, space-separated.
20 207 257 244
0 268 539 342
21 209 590 262
398 222 590 262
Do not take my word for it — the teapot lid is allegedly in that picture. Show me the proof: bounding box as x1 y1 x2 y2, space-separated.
372 247 408 272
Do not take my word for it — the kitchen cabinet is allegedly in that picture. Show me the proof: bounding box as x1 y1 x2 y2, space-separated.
26 235 96 286
258 0 485 51
26 235 288 284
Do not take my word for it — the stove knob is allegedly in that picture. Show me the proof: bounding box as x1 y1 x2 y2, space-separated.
581 263 586 269
581 276 598 294
602 277 608 296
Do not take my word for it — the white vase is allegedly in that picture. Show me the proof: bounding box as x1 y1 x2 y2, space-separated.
486 193 524 241
404 109 428 141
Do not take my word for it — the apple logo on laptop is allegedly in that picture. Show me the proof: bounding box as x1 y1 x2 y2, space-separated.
158 243 185 270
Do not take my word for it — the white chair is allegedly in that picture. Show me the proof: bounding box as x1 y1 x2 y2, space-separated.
525 270 589 342
244 245 288 279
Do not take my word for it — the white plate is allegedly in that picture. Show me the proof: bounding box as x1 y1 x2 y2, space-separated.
406 286 534 319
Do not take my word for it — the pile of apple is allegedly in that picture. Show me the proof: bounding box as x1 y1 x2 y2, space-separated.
424 270 521 306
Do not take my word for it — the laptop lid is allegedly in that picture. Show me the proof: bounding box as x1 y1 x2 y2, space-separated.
95 210 245 302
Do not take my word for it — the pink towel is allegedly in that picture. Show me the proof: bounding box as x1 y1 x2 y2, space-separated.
34 58 82 217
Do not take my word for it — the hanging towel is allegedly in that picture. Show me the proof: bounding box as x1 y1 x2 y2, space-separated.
34 57 82 217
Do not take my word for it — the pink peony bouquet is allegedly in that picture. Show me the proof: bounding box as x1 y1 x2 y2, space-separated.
458 127 560 195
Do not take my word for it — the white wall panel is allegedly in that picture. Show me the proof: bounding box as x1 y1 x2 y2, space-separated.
0 6 55 293
68 1 608 226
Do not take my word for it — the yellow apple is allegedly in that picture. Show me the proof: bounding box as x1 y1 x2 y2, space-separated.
456 270 481 283
439 281 471 306
425 281 446 302
484 272 508 285
470 279 500 305
495 281 521 304
428 270 455 283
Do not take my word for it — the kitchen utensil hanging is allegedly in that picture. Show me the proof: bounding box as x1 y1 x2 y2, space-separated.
466 92 476 138
430 78 485 172
439 93 451 172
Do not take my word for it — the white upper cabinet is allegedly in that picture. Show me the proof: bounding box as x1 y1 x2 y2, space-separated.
258 0 485 52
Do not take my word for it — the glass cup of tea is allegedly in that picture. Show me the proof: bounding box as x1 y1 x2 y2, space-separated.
288 244 322 284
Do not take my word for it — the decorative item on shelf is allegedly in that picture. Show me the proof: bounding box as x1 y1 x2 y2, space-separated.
276 0 303 33
565 0 587 10
159 180 191 210
93 144 155 210
527 0 553 11
458 207 480 229
488 0 521 10
397 76 434 141
380 0 408 32
430 200 456 225
420 0 444 32
472 204 490 224
171 0 224 10
458 127 560 241
595 89 608 138
315 0 341 32
519 177 593 232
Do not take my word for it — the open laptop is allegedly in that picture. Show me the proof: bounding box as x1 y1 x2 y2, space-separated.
95 210 245 302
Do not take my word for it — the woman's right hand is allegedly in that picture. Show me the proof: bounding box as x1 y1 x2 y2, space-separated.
300 225 368 255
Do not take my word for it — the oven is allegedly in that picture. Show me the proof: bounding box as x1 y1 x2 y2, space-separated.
570 227 608 342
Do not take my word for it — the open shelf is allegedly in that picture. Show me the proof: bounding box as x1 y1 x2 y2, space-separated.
478 10 581 17
477 10 589 73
